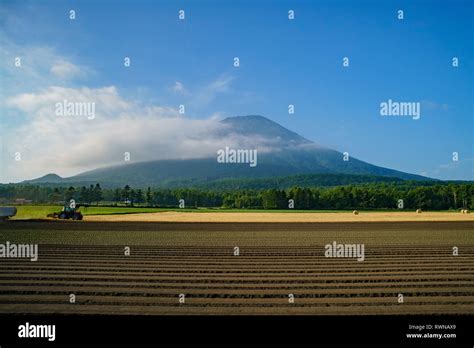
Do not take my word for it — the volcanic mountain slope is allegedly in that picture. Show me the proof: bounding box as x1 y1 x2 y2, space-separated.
26 115 429 187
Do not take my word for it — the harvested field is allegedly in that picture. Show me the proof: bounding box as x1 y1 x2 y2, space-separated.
0 221 472 315
85 211 474 223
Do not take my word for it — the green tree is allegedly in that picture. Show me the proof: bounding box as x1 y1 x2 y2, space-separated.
122 185 131 205
135 189 145 204
93 183 103 205
80 186 89 204
64 186 76 202
48 188 62 203
146 187 153 206
112 188 121 205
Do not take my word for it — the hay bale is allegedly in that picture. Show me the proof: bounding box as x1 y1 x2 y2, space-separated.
352 210 359 215
416 209 422 214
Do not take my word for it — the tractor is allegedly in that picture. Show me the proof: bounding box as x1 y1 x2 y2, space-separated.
48 199 87 220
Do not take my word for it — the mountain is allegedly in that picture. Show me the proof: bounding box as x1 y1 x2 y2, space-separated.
25 115 431 187
27 173 64 184
219 115 311 147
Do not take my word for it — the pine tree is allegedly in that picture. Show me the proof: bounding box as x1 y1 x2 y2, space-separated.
146 187 153 206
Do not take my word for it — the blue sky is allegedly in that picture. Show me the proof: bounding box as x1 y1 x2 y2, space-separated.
0 0 473 182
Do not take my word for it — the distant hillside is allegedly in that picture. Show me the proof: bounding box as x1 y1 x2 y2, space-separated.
158 173 407 190
25 115 431 188
27 173 64 184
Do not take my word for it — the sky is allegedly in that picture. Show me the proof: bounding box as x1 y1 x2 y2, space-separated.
0 0 473 182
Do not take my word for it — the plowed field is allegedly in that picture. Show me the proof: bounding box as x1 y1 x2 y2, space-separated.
0 221 472 315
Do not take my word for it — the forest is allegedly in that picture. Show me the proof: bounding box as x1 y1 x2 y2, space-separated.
0 181 472 210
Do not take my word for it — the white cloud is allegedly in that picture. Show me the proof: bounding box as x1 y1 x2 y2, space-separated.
190 74 235 107
0 39 92 99
7 86 132 117
0 40 254 183
421 158 474 180
421 100 449 111
172 81 185 93
2 86 274 182
50 60 81 79
208 75 233 92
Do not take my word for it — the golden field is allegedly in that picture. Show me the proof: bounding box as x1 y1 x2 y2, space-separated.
84 211 474 223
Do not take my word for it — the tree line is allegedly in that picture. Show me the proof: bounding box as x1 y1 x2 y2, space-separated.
0 182 472 210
